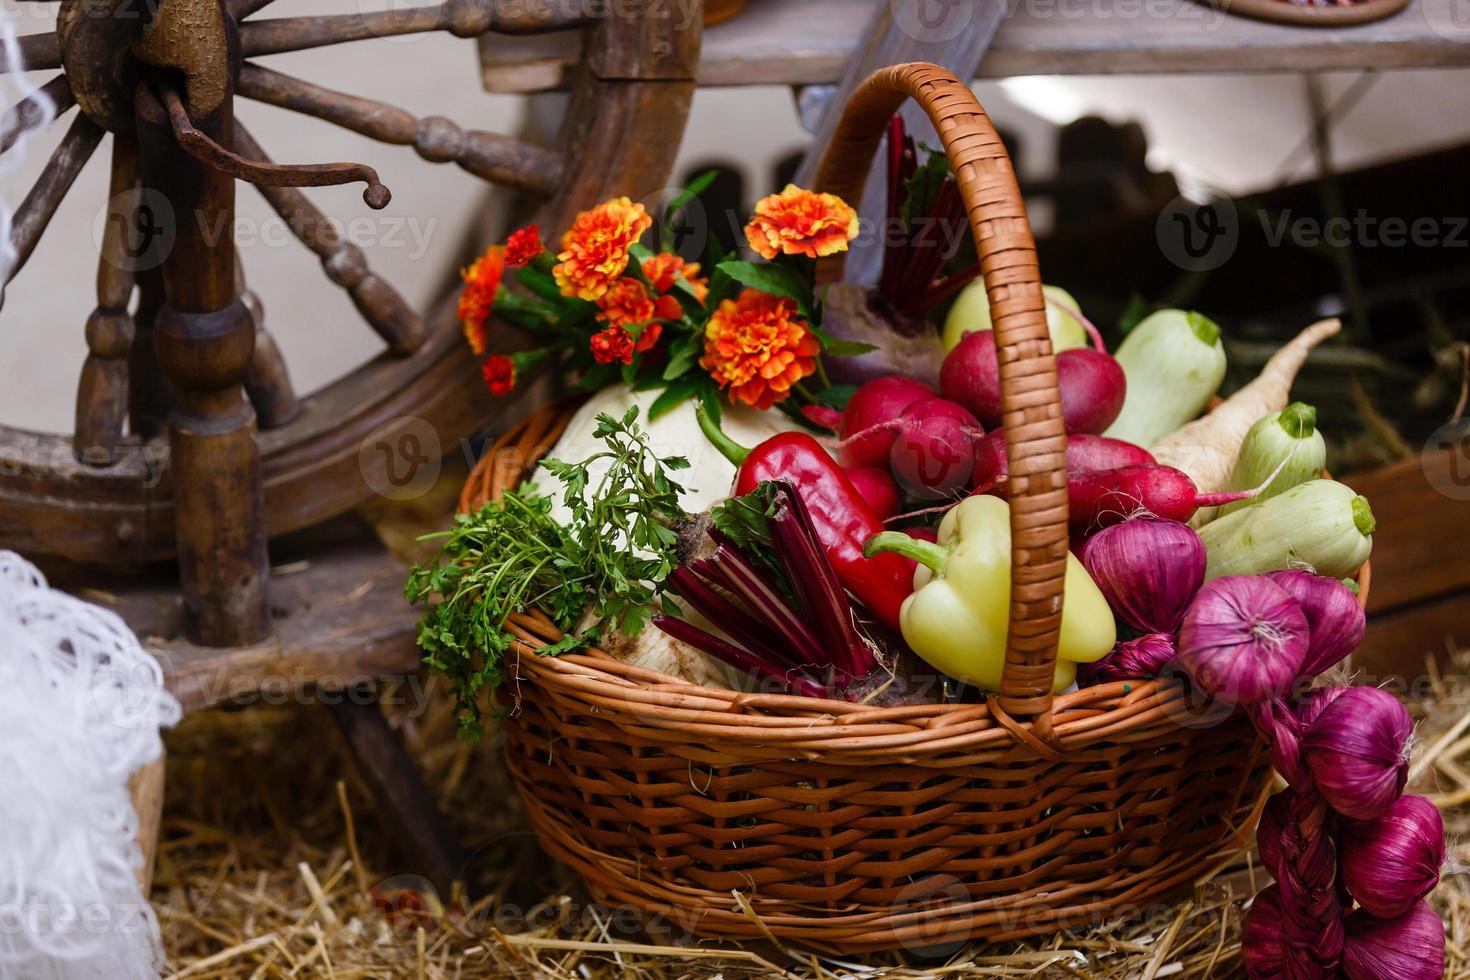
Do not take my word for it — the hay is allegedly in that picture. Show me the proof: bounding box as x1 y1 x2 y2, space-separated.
149 641 1470 978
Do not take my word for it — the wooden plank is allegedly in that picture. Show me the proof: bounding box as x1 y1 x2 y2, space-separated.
481 0 1470 93
84 523 424 715
789 1 1005 283
1354 588 1468 686
1344 448 1470 615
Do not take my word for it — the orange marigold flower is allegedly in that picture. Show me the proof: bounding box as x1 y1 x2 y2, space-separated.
744 184 859 260
700 289 820 410
641 252 709 303
553 197 652 301
481 354 515 396
504 224 543 268
635 323 662 353
595 277 656 328
590 326 636 365
653 294 683 321
458 244 505 356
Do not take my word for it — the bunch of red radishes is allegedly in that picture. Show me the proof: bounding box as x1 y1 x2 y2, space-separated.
827 335 1255 533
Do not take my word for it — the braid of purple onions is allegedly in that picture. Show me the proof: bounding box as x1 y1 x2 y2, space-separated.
1175 575 1444 980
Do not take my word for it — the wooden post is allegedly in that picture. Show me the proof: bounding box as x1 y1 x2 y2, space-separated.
135 81 269 646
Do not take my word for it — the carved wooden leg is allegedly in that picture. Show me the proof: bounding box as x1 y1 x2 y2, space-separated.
135 86 269 646
328 687 465 899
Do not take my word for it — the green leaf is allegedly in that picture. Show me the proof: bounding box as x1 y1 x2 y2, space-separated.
716 259 813 321
813 384 859 411
662 333 701 381
648 379 698 420
665 170 718 222
899 143 952 232
821 338 879 358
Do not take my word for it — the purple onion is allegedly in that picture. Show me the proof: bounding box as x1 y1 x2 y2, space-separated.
1340 794 1444 919
1303 686 1412 820
1265 569 1366 678
1177 576 1309 705
1078 633 1175 685
1342 901 1445 980
1080 516 1205 633
1294 684 1349 729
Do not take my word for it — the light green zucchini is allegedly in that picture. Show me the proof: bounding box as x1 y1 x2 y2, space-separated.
1103 309 1227 448
1199 479 1374 581
1204 402 1327 523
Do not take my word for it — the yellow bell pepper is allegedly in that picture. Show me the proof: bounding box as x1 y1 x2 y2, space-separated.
864 495 1115 693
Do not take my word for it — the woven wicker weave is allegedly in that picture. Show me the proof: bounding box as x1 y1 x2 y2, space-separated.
460 64 1365 953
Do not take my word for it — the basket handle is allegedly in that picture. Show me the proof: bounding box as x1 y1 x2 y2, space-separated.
812 64 1070 724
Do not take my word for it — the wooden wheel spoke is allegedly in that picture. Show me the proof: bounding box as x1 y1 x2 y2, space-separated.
75 136 138 465
236 257 301 428
4 114 104 290
236 63 561 194
233 123 426 356
0 33 60 74
227 0 280 21
239 0 595 57
1 75 74 156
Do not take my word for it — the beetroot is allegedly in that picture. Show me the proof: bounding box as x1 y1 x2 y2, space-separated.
889 397 980 499
943 332 1128 434
939 330 1002 427
972 430 1155 495
1057 348 1127 434
838 375 933 468
844 466 902 521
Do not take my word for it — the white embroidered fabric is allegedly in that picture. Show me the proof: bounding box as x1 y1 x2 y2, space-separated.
0 552 180 979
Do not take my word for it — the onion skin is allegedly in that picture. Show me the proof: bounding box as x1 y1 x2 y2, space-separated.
1177 576 1309 705
1294 685 1349 729
1255 791 1289 879
1078 633 1175 685
1080 516 1205 633
1340 794 1444 919
1342 902 1445 980
1265 569 1366 678
1303 686 1411 820
1243 883 1337 979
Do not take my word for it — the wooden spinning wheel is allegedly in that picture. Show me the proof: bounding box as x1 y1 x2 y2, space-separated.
0 0 700 650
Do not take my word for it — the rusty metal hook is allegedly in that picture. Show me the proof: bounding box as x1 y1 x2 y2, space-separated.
159 83 391 209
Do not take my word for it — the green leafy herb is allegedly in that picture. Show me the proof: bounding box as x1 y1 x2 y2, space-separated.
405 408 690 740
709 482 793 600
716 259 814 321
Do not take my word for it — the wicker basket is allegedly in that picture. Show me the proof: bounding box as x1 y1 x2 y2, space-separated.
461 64 1366 954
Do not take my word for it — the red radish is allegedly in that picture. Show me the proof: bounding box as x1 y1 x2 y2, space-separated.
1067 463 1277 535
1057 348 1126 434
801 404 844 432
972 429 1155 495
838 375 932 467
939 330 1002 428
943 331 1129 434
844 466 902 521
888 396 980 500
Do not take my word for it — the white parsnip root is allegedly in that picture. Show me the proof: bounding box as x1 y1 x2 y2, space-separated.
1152 318 1341 494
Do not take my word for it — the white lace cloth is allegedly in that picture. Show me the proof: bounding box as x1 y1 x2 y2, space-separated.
0 552 180 979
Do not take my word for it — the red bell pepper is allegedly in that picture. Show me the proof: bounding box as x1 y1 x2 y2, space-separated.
696 404 913 631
